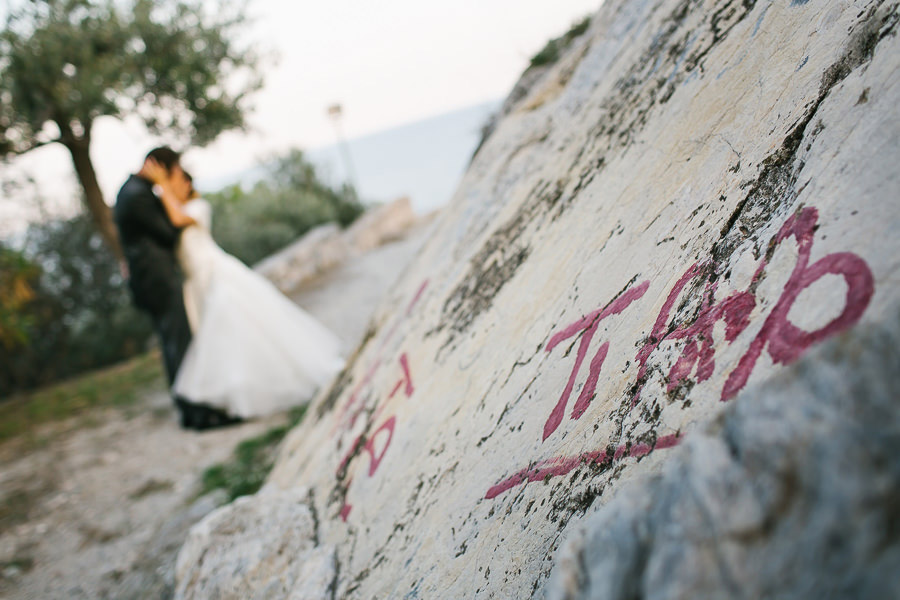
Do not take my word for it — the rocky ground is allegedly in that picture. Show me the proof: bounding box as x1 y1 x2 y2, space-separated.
0 220 431 599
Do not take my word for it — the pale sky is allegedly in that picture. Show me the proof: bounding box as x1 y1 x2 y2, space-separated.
2 0 601 232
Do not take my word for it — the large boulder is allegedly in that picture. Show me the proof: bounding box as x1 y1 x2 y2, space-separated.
174 487 335 600
180 0 900 597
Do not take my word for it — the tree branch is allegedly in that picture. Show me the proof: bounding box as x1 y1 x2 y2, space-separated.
0 137 60 158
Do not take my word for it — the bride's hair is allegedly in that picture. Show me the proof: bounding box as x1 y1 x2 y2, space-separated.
183 170 200 200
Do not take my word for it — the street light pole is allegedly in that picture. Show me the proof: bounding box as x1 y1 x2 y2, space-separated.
326 103 359 195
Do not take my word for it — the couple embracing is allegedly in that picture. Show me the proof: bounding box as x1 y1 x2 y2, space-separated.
114 147 344 430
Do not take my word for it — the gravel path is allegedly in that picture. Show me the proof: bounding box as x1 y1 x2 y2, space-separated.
0 222 430 599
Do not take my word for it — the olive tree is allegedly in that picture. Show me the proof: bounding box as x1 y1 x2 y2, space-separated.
0 0 262 258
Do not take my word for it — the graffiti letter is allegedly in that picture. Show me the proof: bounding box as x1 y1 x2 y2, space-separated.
543 280 649 440
363 416 397 476
722 207 874 399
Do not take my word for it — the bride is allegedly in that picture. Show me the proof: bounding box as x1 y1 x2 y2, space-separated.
146 161 345 420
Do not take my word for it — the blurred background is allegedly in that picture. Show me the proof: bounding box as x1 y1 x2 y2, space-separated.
0 0 597 398
3 0 600 229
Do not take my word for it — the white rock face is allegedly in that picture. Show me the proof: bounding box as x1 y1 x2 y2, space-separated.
195 0 898 597
174 487 334 599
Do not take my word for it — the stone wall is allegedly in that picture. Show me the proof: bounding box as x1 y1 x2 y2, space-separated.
179 0 900 597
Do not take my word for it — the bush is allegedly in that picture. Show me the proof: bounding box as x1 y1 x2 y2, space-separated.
0 215 154 398
0 245 59 394
0 246 41 351
206 149 364 265
529 16 592 68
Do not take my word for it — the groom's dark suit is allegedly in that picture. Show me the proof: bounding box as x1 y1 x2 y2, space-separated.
115 174 192 382
114 174 236 429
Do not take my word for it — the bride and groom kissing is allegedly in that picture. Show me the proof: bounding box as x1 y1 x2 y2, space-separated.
114 147 344 430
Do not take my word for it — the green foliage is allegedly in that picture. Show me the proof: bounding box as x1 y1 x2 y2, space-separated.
530 39 562 68
201 406 307 501
0 243 65 395
206 149 365 265
0 214 154 397
529 16 592 68
0 0 261 154
0 351 163 446
0 246 41 350
0 0 262 258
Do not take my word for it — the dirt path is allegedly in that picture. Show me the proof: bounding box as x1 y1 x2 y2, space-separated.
0 222 430 599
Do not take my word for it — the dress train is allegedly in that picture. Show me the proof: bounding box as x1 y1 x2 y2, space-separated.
173 199 344 418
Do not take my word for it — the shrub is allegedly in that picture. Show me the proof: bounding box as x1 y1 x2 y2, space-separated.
0 215 155 398
206 149 364 265
529 16 592 68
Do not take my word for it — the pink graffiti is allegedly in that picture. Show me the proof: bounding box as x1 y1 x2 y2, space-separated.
337 433 363 475
721 207 874 399
335 353 416 475
543 280 650 440
334 351 417 521
363 416 397 477
335 364 406 520
380 279 431 349
334 363 406 521
632 264 756 406
631 207 874 403
331 282 428 437
484 434 682 499
406 280 429 316
332 359 382 435
331 282 428 522
389 353 415 399
488 206 874 501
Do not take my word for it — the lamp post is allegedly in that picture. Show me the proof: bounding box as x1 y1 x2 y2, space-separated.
326 103 359 195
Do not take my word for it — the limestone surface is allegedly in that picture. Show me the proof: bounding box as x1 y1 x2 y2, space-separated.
547 317 900 599
174 487 335 600
186 0 899 597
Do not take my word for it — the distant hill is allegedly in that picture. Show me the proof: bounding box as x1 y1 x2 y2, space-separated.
197 100 501 215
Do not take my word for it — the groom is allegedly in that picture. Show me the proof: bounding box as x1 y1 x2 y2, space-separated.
114 146 235 430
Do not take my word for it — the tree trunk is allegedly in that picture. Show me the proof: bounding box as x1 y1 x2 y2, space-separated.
61 124 124 261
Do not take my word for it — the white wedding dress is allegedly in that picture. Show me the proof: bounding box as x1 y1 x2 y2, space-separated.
173 198 344 418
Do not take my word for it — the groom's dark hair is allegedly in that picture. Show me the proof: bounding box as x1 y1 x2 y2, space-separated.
146 146 181 173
